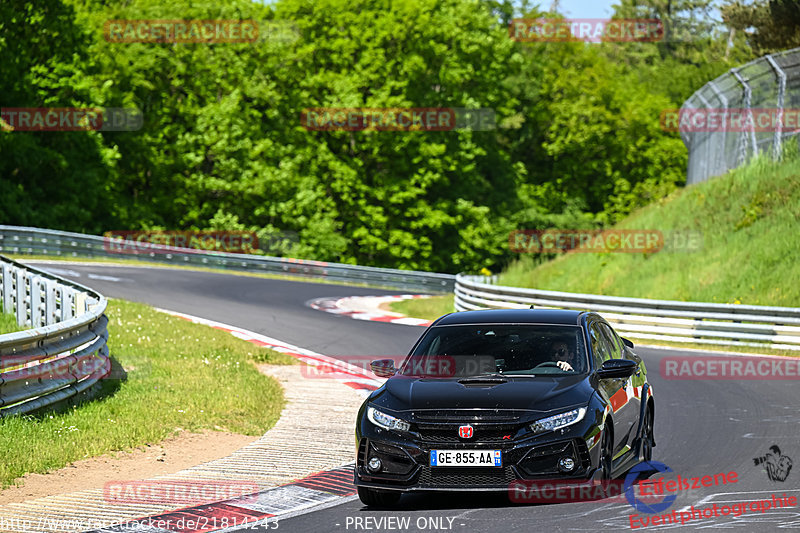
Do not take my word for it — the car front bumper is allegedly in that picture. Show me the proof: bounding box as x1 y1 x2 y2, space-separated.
355 433 599 492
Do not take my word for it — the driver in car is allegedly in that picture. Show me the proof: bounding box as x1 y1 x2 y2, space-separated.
551 340 577 371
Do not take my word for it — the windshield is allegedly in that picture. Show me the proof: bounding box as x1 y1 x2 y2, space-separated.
400 324 588 377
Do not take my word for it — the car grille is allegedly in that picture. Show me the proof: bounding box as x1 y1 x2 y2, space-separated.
413 410 524 422
417 427 516 443
418 466 517 488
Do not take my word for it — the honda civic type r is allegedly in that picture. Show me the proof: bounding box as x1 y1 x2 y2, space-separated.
354 309 655 507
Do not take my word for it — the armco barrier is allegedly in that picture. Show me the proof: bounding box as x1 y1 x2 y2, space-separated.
455 274 800 351
0 225 454 292
0 255 110 416
5 226 797 352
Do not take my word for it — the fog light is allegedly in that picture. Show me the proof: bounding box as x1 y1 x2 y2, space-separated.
558 457 576 472
368 457 382 472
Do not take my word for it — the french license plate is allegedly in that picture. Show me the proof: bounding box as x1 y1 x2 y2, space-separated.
429 450 502 467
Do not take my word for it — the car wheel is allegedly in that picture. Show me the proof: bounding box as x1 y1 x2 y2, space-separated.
357 486 401 507
599 424 613 481
642 406 655 462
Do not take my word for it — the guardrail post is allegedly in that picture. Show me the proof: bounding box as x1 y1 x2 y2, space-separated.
15 268 26 327
31 275 43 328
45 279 57 325
61 287 75 321
1 263 12 313
76 293 87 315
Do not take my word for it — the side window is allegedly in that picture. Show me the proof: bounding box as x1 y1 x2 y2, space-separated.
589 323 611 368
599 323 623 359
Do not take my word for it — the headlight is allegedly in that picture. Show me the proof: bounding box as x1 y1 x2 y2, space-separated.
529 407 586 435
367 407 411 432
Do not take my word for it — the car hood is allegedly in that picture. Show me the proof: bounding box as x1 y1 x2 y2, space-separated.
376 375 592 414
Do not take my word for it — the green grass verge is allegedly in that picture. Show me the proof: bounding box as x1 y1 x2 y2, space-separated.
0 298 296 488
388 294 455 322
0 306 22 335
499 154 800 307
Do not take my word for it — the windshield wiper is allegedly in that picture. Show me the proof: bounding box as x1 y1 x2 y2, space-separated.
458 373 508 384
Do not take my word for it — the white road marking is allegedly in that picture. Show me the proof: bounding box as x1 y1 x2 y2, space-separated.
39 267 82 278
87 273 128 282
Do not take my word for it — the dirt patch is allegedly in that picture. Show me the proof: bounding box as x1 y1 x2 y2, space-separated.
0 429 256 505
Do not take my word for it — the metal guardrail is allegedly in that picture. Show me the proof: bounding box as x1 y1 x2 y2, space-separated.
5 226 796 353
0 255 110 416
682 47 800 185
455 274 800 351
0 226 455 292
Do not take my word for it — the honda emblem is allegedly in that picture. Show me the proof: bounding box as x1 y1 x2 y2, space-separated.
458 425 474 439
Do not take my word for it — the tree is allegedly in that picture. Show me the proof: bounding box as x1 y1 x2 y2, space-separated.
0 0 113 232
722 0 800 56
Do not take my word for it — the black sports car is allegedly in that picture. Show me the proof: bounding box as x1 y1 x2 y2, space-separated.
354 308 655 506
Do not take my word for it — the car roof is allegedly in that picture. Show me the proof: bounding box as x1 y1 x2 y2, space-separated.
433 308 587 326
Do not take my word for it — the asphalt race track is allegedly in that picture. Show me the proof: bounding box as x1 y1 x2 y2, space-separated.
29 262 800 533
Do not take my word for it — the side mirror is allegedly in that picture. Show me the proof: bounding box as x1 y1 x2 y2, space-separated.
622 337 634 349
370 359 397 378
597 359 637 379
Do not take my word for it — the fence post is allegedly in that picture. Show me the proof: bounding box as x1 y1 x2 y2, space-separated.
695 93 715 181
731 68 758 165
708 81 729 176
765 53 787 161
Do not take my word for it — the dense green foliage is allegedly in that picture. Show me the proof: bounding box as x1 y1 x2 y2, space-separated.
0 0 785 272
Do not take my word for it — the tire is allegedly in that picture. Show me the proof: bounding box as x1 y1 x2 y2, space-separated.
599 424 614 481
357 486 402 507
641 406 655 462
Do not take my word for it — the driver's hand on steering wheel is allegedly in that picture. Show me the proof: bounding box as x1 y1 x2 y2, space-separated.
556 360 573 371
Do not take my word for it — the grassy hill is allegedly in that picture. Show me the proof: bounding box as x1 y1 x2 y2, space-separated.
498 153 800 307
